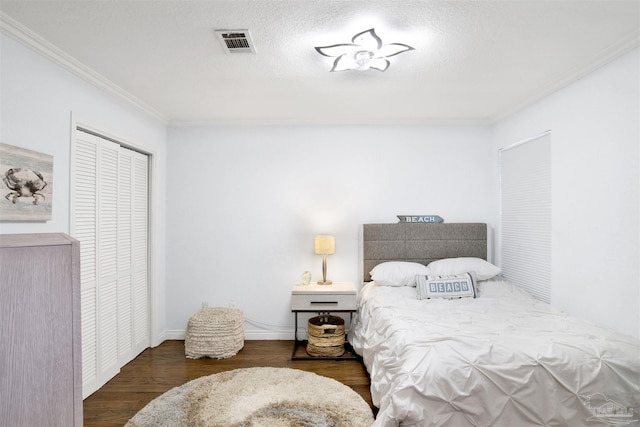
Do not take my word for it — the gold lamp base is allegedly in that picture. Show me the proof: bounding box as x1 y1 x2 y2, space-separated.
317 254 332 285
314 234 336 287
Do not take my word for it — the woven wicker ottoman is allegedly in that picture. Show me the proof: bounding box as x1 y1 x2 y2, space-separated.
185 307 244 359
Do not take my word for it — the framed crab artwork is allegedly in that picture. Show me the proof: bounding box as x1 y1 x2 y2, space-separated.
0 143 53 221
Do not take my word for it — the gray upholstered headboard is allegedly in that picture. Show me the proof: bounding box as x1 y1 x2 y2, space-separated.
363 223 488 282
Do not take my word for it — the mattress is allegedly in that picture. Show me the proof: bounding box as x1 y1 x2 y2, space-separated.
349 279 640 427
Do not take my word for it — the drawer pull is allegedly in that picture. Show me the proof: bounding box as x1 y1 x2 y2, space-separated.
310 301 338 305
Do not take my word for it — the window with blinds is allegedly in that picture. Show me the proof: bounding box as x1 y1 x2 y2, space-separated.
499 131 551 303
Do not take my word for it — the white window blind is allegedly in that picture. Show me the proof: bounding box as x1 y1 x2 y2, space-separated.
500 131 551 303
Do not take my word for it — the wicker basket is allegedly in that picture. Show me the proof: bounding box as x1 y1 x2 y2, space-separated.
307 315 345 357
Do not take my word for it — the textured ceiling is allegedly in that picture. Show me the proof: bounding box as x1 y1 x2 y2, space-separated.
1 1 639 125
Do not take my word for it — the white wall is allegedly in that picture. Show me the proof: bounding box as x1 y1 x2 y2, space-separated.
0 34 169 344
166 125 494 338
491 47 640 338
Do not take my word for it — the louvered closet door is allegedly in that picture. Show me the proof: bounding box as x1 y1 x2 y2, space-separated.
117 148 134 364
72 130 149 399
72 131 100 398
118 147 149 366
131 151 149 356
97 136 121 389
73 131 120 397
119 148 150 361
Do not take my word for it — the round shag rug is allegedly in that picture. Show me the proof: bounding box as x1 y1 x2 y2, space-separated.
125 367 374 427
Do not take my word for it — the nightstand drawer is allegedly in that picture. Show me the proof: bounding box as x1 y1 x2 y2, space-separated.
291 293 357 311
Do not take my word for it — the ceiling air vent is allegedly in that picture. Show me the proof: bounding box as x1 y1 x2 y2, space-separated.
214 29 256 54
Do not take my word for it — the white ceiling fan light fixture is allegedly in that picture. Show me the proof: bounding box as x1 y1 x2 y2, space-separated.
314 28 415 72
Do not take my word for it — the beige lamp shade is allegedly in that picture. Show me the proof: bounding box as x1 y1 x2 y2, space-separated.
314 235 335 255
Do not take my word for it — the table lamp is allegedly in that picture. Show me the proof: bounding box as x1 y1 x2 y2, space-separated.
314 235 335 285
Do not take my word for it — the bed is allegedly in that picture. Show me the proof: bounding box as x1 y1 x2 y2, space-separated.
349 223 640 427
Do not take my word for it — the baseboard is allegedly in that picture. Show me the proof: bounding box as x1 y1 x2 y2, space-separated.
163 329 295 341
163 329 187 340
152 330 170 347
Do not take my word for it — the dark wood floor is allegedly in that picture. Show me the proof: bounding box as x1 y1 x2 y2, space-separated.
83 340 375 426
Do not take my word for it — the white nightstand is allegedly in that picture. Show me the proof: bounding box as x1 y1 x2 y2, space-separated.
291 282 357 360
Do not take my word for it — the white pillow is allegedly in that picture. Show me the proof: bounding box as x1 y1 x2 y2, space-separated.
427 257 501 281
370 261 431 287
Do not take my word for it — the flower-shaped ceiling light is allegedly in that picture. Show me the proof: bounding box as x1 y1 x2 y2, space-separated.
315 28 414 72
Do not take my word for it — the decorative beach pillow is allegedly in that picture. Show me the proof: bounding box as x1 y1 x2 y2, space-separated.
427 257 501 281
370 261 431 287
416 272 477 299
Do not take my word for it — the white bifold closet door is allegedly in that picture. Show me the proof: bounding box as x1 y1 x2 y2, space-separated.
71 129 149 399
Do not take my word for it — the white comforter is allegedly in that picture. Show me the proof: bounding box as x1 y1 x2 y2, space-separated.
349 279 640 427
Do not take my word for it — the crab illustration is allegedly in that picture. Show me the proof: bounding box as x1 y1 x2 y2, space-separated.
3 167 48 205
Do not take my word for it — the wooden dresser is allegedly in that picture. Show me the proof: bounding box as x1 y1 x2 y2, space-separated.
0 233 82 426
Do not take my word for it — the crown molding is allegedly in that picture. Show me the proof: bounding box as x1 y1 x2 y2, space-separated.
168 117 491 127
490 29 640 123
0 12 168 124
